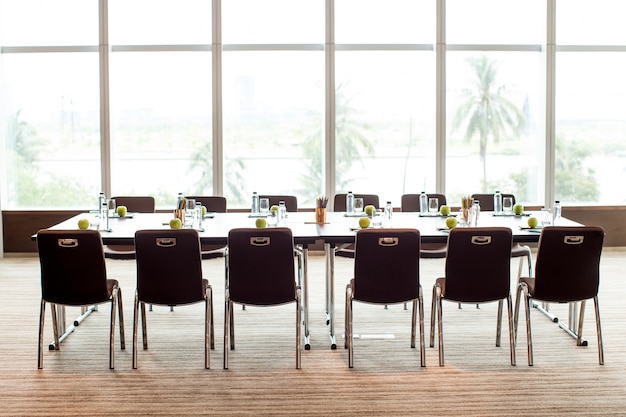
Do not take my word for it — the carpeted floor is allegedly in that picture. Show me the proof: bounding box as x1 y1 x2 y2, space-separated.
0 249 624 416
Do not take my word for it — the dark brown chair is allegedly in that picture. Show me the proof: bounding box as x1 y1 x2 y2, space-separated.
514 226 605 366
133 229 214 369
471 193 532 281
104 196 156 259
401 193 448 259
258 195 298 212
187 196 227 259
225 228 302 369
345 228 425 368
430 227 516 366
333 193 380 258
36 229 125 369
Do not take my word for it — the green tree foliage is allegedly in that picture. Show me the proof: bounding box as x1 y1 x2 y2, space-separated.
297 83 374 202
452 55 526 190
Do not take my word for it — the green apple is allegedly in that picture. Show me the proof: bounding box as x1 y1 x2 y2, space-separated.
445 217 458 229
364 205 376 216
440 205 451 216
270 205 279 213
77 218 90 230
255 218 267 228
527 217 539 228
358 217 370 228
116 205 127 217
169 218 182 229
201 205 207 217
513 204 524 215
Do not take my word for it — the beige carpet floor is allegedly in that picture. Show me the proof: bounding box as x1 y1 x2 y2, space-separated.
0 249 625 416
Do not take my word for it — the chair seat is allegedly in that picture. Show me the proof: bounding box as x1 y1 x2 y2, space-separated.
104 245 137 260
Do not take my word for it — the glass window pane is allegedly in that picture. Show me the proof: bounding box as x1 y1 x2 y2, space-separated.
222 51 324 208
0 0 98 46
335 0 435 44
335 51 436 205
557 0 626 45
2 53 101 208
446 52 545 205
555 52 626 204
447 0 545 45
109 52 212 207
109 0 211 45
222 0 322 44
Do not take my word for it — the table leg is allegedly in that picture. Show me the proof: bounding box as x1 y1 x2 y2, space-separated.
301 246 310 350
324 243 337 349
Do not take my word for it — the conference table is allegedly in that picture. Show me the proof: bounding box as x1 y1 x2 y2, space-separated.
43 209 582 349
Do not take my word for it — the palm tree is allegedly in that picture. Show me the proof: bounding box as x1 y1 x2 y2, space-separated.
451 55 525 189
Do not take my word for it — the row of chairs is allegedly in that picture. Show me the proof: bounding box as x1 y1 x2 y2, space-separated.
346 225 605 368
37 227 302 370
37 224 604 370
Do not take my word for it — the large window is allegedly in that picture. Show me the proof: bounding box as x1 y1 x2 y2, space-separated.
2 0 626 210
445 0 546 206
335 0 436 206
554 0 626 204
222 0 324 209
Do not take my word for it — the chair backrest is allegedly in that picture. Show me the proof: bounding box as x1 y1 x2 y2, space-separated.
353 228 421 304
334 194 380 211
401 193 447 212
532 226 605 302
134 229 205 305
112 196 155 213
227 228 296 306
187 196 227 212
259 195 298 212
444 227 513 302
470 194 515 211
37 229 109 306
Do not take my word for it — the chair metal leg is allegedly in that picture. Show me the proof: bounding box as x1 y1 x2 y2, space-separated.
209 287 215 350
347 287 354 368
117 288 126 351
140 301 148 350
506 294 516 366
132 293 139 369
410 299 417 349
437 294 444 366
51 304 60 351
593 296 604 365
109 294 117 369
418 287 425 367
38 300 46 369
496 299 503 347
523 289 534 366
513 283 523 343
577 300 587 347
429 285 438 348
223 296 230 369
205 288 211 369
296 287 302 369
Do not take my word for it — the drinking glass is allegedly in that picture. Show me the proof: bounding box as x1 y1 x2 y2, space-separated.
541 208 552 227
259 198 270 215
503 197 514 214
185 199 196 228
371 209 383 227
428 197 439 214
107 198 116 217
354 198 364 214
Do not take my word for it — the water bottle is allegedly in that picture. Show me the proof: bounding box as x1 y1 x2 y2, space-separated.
98 192 106 218
277 201 287 226
471 200 481 227
251 191 259 214
384 201 393 227
553 200 561 223
346 191 354 213
419 191 428 214
100 198 109 231
494 190 503 214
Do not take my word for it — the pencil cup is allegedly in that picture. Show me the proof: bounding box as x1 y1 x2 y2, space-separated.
315 208 327 224
174 209 186 226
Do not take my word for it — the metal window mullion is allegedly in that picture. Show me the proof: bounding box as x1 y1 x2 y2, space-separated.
325 0 336 204
213 0 223 197
99 0 111 197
